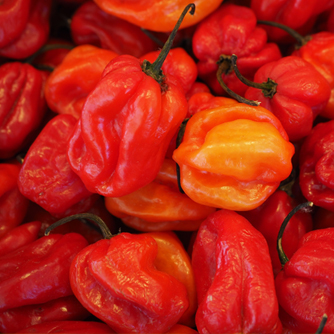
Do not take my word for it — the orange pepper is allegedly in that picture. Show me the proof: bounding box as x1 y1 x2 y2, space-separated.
104 158 216 231
92 0 224 32
172 103 295 211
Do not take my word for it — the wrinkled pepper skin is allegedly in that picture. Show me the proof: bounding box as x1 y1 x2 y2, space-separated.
172 103 295 211
275 228 334 333
44 45 118 119
70 233 189 333
0 62 48 160
71 1 158 58
67 54 188 197
244 56 331 142
192 209 282 334
299 120 334 212
192 3 282 96
104 158 216 232
292 32 334 120
18 114 99 218
0 233 88 312
92 0 224 32
239 190 313 276
0 296 91 333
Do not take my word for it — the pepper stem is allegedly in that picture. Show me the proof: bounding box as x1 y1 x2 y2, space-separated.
277 201 313 267
216 55 260 106
142 3 195 83
316 314 328 334
44 213 114 239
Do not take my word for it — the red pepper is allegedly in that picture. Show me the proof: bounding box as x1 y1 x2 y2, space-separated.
18 114 99 218
0 0 52 60
0 296 91 333
0 162 30 239
71 1 158 58
67 6 193 197
192 3 282 97
299 120 334 212
192 209 282 333
239 189 313 276
313 206 334 229
0 62 48 159
0 221 41 258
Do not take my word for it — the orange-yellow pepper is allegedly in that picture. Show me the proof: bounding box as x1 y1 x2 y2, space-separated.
172 103 295 211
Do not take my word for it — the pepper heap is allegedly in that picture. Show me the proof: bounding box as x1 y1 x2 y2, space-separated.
1 0 334 333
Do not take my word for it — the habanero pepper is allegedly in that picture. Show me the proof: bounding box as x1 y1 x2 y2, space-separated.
192 3 282 97
67 5 193 197
44 44 118 119
91 0 223 32
172 102 295 211
104 158 216 232
18 114 99 218
71 1 158 58
192 209 282 333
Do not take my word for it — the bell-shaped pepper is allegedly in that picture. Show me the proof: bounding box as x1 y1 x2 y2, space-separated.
172 102 295 211
18 114 99 218
104 158 216 232
299 120 334 212
71 1 158 58
0 62 48 159
192 209 282 333
44 45 119 119
192 3 282 97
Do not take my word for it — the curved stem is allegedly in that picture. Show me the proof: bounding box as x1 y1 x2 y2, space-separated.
316 314 328 334
230 54 277 98
44 213 114 239
216 55 260 106
277 201 313 267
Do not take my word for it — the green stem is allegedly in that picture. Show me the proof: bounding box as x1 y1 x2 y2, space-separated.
316 314 328 334
44 213 114 239
277 201 313 267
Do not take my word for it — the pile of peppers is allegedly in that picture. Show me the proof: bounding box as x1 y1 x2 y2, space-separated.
2 0 334 332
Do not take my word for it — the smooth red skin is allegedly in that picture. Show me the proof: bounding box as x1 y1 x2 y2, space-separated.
0 163 29 239
71 1 158 58
0 62 48 159
299 120 334 211
251 0 334 42
18 114 98 218
0 221 41 258
245 56 331 142
192 3 282 96
0 233 88 312
70 233 189 333
67 54 188 197
0 0 51 59
275 228 334 333
192 210 282 334
139 48 198 95
167 324 199 333
16 321 115 333
239 190 313 276
0 0 30 48
0 296 91 333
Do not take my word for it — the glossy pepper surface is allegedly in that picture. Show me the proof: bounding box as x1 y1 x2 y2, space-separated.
172 103 295 211
299 120 334 212
18 114 98 218
192 209 282 333
192 3 282 96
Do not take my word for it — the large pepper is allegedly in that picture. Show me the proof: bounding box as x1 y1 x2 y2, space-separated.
172 102 295 211
299 120 334 212
0 62 48 160
71 1 158 58
18 114 99 218
104 158 216 232
91 0 223 32
192 209 282 333
44 45 118 119
192 3 282 97
67 6 193 197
